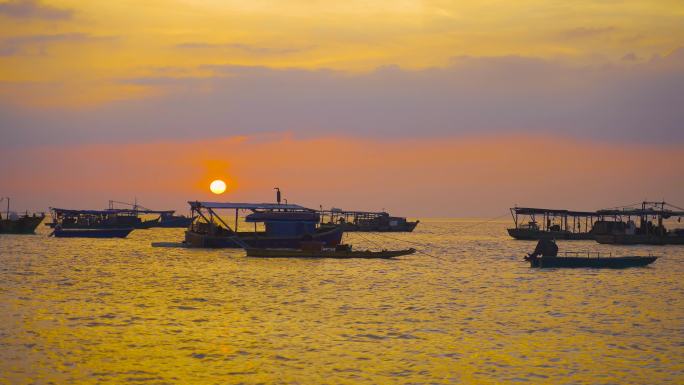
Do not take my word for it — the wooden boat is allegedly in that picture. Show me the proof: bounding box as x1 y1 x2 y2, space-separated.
107 200 193 229
184 201 344 248
0 198 45 234
320 208 419 232
47 208 135 238
507 207 600 240
246 246 416 259
51 227 133 238
592 202 684 245
525 253 658 268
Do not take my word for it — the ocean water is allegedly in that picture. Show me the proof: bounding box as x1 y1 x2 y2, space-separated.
1 218 683 384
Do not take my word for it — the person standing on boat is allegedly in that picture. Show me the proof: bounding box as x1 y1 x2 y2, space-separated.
274 187 281 205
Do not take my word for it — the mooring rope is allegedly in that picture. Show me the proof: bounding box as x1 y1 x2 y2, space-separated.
361 231 450 261
350 231 384 249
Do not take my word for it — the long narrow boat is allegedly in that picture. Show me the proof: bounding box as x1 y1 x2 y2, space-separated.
526 255 657 268
246 247 416 259
51 227 133 238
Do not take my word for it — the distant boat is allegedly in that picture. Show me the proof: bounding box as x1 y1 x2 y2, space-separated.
593 201 684 245
47 208 134 238
319 209 419 232
47 206 191 230
106 200 192 229
184 201 344 248
0 197 45 234
507 207 599 240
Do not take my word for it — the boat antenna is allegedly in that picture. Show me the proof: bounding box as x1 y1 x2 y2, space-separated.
274 187 281 205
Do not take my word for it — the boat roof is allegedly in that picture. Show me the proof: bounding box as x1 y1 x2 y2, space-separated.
51 208 174 215
51 208 113 215
106 208 175 215
512 207 597 216
322 209 389 216
189 201 310 211
596 208 684 216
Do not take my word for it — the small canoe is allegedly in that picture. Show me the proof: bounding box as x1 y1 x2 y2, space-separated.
527 255 657 268
51 227 133 238
245 247 416 259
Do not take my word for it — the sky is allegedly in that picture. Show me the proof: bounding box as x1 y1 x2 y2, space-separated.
0 0 683 216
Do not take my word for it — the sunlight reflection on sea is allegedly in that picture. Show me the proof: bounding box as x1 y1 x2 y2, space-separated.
1 219 682 384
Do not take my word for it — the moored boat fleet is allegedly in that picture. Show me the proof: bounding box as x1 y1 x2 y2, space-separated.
508 201 684 245
2 194 682 267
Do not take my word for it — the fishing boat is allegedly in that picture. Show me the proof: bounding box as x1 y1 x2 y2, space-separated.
593 201 684 245
107 200 192 229
184 201 344 248
0 197 44 234
47 208 134 238
319 208 419 232
508 207 602 240
245 244 416 259
525 252 658 268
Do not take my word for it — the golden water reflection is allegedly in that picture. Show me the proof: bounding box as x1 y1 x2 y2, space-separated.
1 219 683 384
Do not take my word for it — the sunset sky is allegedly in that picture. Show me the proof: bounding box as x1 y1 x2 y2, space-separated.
1 0 682 216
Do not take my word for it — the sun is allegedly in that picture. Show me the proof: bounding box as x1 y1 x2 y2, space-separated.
209 179 227 194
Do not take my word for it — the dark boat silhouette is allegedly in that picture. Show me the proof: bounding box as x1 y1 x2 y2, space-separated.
320 208 419 232
525 251 658 268
593 201 684 245
47 208 134 238
184 201 343 248
0 198 44 234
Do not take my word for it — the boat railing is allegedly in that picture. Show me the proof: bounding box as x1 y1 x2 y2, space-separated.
1 210 46 219
561 251 612 258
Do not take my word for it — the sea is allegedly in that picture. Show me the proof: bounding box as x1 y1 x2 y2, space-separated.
1 218 682 384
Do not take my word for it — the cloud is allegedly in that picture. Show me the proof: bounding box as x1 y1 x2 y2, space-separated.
176 42 310 55
0 33 115 56
557 27 616 40
1 51 683 147
0 0 72 20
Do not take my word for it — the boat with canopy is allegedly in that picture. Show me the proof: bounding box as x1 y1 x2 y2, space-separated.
593 201 684 245
184 201 343 248
47 208 134 238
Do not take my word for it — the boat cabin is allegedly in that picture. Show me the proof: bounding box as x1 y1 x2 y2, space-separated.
185 201 343 248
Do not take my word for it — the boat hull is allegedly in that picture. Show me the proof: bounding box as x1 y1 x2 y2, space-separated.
0 216 44 234
595 234 684 245
529 255 657 268
156 216 193 228
508 228 593 240
52 228 133 238
184 226 344 248
342 220 419 232
245 248 415 259
137 216 193 229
